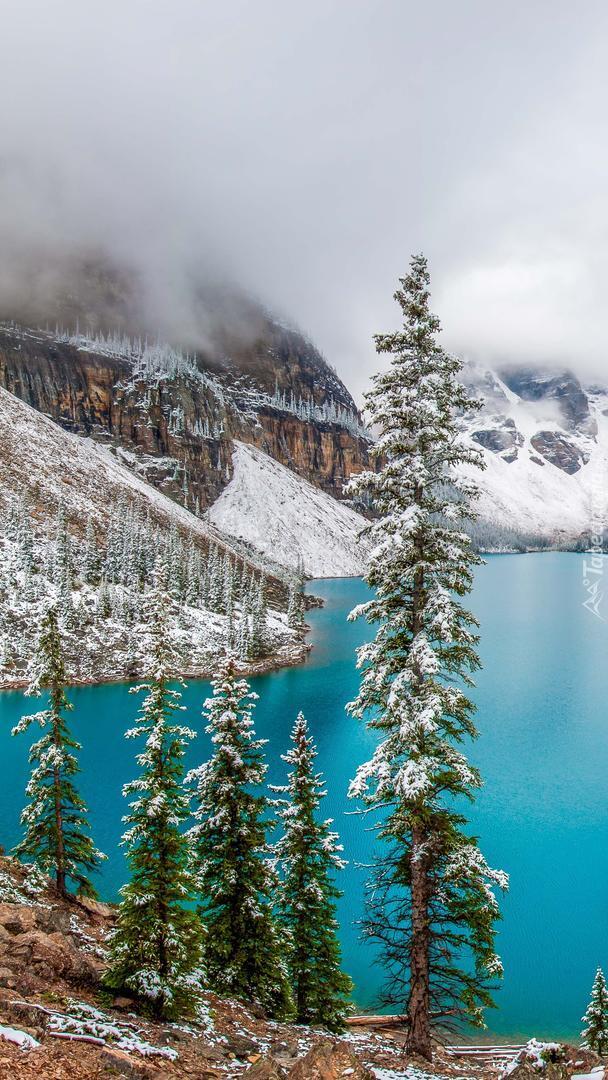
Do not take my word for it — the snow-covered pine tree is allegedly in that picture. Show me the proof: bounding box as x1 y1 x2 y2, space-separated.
12 605 104 897
236 608 250 661
249 579 267 658
347 254 507 1060
82 519 101 585
287 582 305 632
187 659 292 1018
581 968 608 1055
104 579 204 1020
273 712 353 1031
207 545 222 613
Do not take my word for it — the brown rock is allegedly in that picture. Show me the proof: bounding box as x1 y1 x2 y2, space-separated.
561 1042 602 1071
243 1056 287 1079
0 903 37 934
112 996 138 1011
225 1032 259 1059
99 1045 170 1078
77 896 114 919
0 999 50 1031
506 1066 569 1080
289 1040 374 1079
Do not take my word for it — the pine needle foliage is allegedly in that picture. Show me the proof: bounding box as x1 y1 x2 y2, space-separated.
12 605 104 897
347 254 507 1059
274 712 353 1031
103 581 204 1020
581 967 608 1056
187 658 293 1019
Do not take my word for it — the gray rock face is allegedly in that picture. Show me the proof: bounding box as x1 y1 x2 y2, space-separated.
498 366 596 436
472 418 524 461
530 430 589 473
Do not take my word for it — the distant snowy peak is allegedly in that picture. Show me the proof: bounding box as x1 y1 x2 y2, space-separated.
459 360 608 547
207 442 369 578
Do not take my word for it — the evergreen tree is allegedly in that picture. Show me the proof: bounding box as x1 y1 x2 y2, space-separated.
82 519 100 585
581 968 608 1055
274 712 352 1031
250 579 267 658
12 605 104 897
104 584 204 1020
287 582 305 631
187 659 292 1018
347 255 507 1059
236 608 250 661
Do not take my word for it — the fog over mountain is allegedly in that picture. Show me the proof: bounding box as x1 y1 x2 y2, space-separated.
2 1 608 398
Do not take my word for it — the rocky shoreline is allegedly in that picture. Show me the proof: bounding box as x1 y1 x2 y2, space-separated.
0 637 312 693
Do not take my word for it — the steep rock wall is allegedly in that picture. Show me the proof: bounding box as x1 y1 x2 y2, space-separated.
0 325 370 512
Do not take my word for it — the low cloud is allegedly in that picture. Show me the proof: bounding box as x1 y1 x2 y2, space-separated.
1 1 608 399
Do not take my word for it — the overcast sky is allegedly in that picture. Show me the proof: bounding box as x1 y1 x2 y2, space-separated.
2 0 608 398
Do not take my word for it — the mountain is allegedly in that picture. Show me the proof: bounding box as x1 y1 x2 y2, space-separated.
459 361 608 549
0 258 372 514
2 252 603 561
0 384 306 688
209 441 369 577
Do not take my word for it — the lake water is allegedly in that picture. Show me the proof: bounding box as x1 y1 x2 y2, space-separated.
1 552 607 1040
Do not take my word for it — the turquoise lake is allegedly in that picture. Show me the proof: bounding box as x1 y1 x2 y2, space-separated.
1 552 607 1040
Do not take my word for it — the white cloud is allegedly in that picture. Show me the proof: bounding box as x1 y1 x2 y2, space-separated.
1 0 608 397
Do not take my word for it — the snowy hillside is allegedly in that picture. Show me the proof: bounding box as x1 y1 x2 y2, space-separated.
207 442 369 577
0 384 262 572
0 387 306 687
459 363 608 548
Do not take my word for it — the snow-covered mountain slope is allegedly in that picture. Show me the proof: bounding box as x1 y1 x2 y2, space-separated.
459 363 608 548
207 441 369 577
0 386 306 687
0 383 251 565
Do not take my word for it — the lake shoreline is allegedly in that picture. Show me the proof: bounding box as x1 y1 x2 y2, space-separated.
0 637 312 693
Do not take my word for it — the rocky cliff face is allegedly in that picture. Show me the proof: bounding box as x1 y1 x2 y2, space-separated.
459 360 608 549
0 319 371 515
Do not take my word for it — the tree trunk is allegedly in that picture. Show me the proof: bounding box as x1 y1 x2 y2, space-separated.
406 825 431 1060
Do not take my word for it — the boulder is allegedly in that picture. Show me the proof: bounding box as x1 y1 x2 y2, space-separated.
289 1039 374 1079
244 1057 287 1078
0 998 50 1036
225 1031 259 1059
77 896 114 919
0 904 37 935
0 902 104 990
99 1045 170 1078
112 996 138 1012
560 1043 602 1072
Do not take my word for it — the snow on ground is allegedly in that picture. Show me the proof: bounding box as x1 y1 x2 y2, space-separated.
207 441 370 577
0 385 247 568
459 440 604 544
459 366 608 547
0 1024 40 1050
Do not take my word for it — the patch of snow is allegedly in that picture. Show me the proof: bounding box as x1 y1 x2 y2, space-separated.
372 1068 451 1080
208 441 370 577
48 999 178 1059
0 1024 40 1050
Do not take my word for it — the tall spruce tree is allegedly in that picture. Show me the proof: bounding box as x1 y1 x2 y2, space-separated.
187 659 292 1018
274 712 353 1031
581 968 608 1055
104 581 204 1020
12 605 104 897
347 255 507 1059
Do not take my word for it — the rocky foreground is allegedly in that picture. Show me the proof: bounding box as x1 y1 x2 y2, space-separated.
0 858 603 1080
